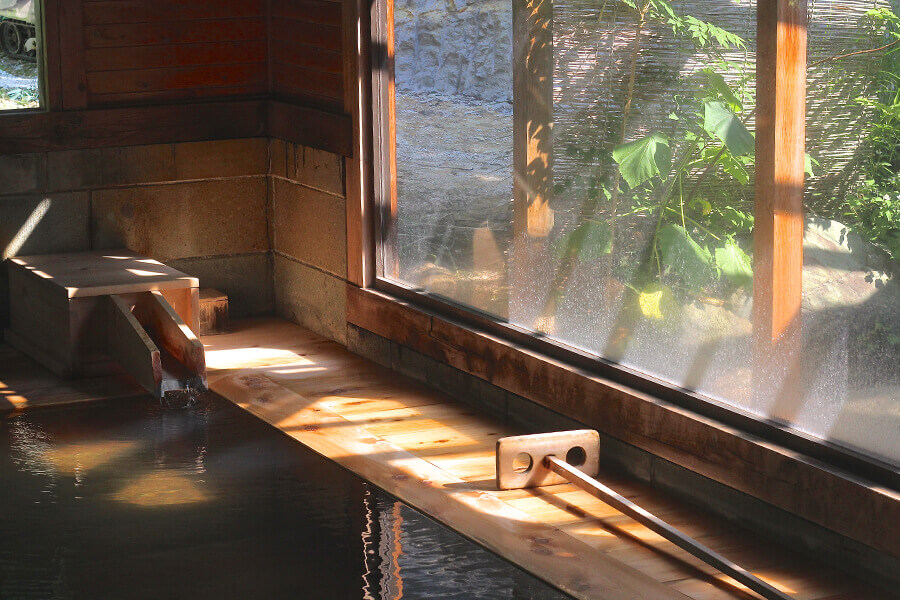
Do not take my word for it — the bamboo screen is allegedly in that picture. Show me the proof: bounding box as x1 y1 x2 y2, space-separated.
550 0 891 224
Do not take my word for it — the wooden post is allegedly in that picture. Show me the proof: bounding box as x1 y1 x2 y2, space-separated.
753 0 806 397
511 0 554 325
513 0 554 239
346 0 377 286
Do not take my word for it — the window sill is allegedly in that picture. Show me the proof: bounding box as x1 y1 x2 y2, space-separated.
346 282 900 558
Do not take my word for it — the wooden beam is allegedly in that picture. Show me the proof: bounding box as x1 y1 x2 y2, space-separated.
369 0 397 281
57 0 87 109
268 99 353 157
1 100 268 154
511 0 555 326
40 0 64 111
753 0 807 392
133 291 207 390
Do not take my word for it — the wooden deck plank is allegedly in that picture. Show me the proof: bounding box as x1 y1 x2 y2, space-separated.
212 372 689 600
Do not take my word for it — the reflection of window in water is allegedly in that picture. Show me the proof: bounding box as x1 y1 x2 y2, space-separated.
0 0 40 110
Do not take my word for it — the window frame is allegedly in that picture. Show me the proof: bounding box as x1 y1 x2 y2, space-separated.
345 0 899 556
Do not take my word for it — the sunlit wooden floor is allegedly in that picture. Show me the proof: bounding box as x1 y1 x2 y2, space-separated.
1 317 888 600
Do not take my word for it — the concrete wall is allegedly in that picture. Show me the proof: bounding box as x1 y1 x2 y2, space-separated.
0 138 274 329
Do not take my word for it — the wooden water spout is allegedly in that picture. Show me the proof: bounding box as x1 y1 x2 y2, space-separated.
5 250 206 398
109 291 206 398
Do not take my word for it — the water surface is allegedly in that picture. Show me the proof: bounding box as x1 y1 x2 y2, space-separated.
0 394 570 599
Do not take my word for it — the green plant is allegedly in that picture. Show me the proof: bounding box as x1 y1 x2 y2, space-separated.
0 86 38 108
845 175 900 260
539 0 755 327
842 6 900 265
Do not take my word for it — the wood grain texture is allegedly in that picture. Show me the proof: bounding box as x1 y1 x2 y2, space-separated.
268 100 352 157
346 285 900 558
108 293 161 396
202 317 885 599
135 291 207 388
752 0 806 383
82 0 267 25
211 374 689 600
1 101 268 154
512 0 554 239
345 0 375 287
269 0 345 111
41 0 64 111
7 251 198 299
58 0 88 109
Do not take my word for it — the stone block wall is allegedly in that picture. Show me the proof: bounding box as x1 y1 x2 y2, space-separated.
1 137 350 336
269 139 349 344
0 138 274 329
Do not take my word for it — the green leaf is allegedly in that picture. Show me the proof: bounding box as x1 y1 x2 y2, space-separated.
553 220 612 262
719 151 751 185
612 133 673 189
701 69 742 112
658 224 712 288
689 198 712 215
703 101 754 156
638 283 677 321
715 241 753 287
804 153 819 177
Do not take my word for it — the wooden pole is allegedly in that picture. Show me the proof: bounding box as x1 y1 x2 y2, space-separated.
545 456 796 600
753 0 807 396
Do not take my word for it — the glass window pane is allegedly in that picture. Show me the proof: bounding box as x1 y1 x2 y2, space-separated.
0 0 41 110
386 0 899 467
391 0 514 317
800 0 899 464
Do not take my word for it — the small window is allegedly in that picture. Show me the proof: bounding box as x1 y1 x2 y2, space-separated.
0 0 41 111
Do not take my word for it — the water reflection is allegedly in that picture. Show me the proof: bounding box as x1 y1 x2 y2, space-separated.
0 395 571 599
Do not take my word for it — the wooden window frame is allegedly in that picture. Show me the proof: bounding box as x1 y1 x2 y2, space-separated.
344 0 900 557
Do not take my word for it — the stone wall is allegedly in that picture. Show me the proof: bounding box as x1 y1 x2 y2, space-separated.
0 139 275 330
269 140 349 345
394 0 512 102
1 137 349 342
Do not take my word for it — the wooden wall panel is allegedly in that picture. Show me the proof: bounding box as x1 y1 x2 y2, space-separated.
270 0 345 111
1 0 350 153
79 0 268 107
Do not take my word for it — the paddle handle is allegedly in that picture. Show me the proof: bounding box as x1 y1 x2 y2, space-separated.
545 455 794 600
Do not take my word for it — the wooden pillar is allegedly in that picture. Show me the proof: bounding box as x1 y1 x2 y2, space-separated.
511 0 554 325
753 0 806 395
513 0 554 239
